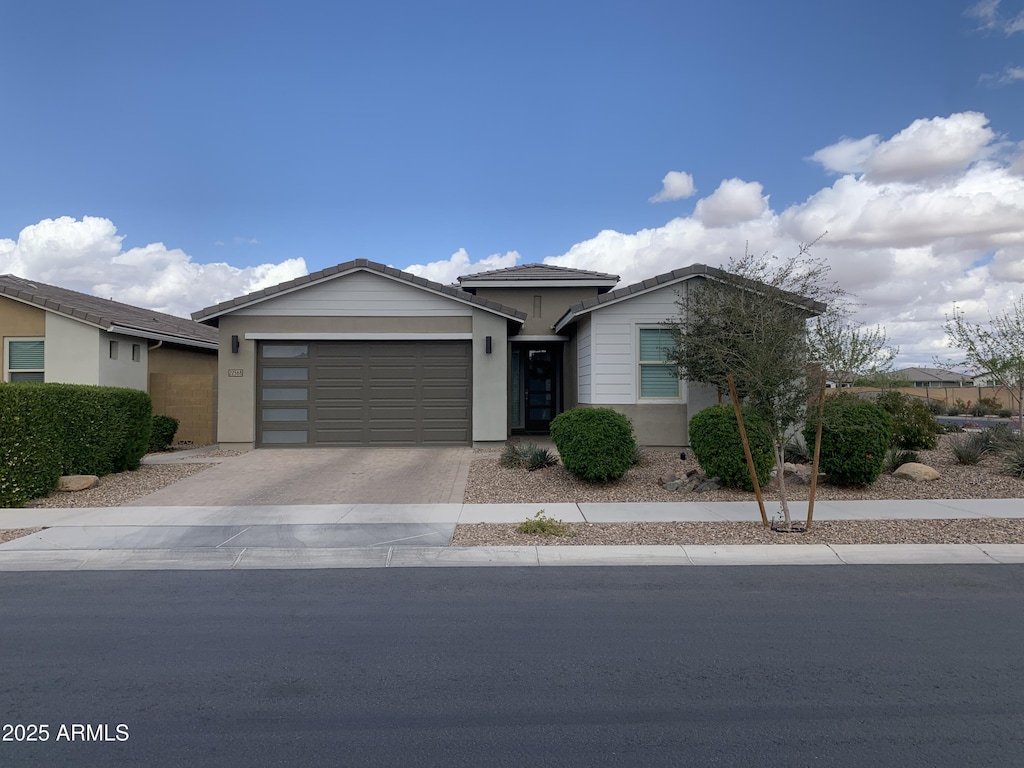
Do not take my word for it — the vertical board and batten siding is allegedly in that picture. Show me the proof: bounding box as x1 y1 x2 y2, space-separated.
576 315 592 403
232 271 474 317
588 284 685 404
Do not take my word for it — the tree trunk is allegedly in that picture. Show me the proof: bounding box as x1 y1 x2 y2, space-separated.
773 440 792 530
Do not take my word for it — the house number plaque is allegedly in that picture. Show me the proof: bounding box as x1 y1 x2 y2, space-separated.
228 369 244 378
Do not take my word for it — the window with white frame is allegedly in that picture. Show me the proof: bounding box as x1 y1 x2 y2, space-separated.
6 339 45 382
638 328 679 398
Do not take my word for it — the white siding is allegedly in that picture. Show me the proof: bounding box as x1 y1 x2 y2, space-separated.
45 313 100 385
576 316 592 403
234 271 474 317
589 284 685 404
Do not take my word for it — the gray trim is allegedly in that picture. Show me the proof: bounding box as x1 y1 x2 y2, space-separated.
554 263 827 332
456 263 619 285
193 259 528 324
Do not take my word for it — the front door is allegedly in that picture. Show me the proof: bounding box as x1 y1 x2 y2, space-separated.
511 344 562 433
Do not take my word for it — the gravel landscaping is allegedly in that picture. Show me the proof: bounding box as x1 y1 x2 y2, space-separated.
457 434 1024 545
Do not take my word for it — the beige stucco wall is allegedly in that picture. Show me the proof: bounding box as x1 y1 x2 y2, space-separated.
471 310 508 442
1 298 46 380
472 287 600 335
584 402 689 447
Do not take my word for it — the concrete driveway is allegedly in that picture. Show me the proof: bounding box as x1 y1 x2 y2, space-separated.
134 447 473 506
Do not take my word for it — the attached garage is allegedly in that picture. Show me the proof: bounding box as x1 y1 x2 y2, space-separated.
257 340 472 446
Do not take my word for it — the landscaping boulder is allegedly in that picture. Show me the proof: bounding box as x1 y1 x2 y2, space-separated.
893 463 940 482
58 475 99 492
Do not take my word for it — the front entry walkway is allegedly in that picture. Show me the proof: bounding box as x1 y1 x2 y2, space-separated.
131 447 473 506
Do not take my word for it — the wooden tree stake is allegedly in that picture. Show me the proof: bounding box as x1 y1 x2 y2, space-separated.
727 373 768 527
806 370 827 530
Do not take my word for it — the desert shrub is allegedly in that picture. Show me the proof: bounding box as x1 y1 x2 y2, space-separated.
500 442 558 471
949 432 989 465
689 404 773 491
549 407 636 483
980 423 1018 453
149 415 180 453
805 393 892 486
784 434 811 464
969 402 987 417
925 400 947 415
1003 440 1024 479
516 510 572 537
875 390 941 450
943 422 965 433
949 399 967 416
883 446 919 473
998 409 1013 419
977 397 1002 414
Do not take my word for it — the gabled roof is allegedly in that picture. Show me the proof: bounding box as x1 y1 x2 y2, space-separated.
554 263 827 332
457 263 619 289
192 258 527 324
892 367 973 384
0 274 218 349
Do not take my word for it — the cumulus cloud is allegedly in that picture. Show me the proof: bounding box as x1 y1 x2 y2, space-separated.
0 216 306 317
403 248 519 285
810 113 996 183
546 111 1024 367
649 171 696 202
693 179 770 228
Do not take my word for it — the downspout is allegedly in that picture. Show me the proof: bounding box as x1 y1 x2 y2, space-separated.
148 340 163 351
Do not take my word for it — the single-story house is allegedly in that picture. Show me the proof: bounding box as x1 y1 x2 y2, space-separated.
193 259 815 449
891 367 973 388
0 274 219 445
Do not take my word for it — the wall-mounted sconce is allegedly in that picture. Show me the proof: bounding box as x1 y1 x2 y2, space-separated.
231 335 240 354
485 336 492 354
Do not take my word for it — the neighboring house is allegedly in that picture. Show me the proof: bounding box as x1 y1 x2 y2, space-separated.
891 367 973 388
193 259 819 449
0 274 219 445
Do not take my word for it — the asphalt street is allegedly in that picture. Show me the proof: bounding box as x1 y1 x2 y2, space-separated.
2 566 1023 767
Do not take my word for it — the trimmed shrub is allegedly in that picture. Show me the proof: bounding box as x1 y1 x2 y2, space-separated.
805 393 892 486
689 404 773 491
875 390 941 450
0 383 153 507
549 407 636 483
0 384 63 507
149 415 180 453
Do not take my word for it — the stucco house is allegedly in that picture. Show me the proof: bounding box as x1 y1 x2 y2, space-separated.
194 259 791 450
0 274 219 445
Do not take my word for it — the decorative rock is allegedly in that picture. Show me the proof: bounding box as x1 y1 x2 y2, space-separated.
662 480 685 491
657 473 680 486
58 475 99 492
695 477 721 492
893 463 940 482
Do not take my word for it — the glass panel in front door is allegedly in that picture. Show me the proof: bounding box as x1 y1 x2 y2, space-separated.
526 349 554 430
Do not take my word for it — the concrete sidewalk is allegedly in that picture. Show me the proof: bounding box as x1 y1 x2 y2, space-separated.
1 499 1023 570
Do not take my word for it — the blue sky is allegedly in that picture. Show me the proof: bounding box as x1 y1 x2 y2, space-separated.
2 0 1023 365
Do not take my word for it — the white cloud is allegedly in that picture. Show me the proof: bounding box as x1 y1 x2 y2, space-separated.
693 179 769 228
808 135 880 174
966 0 1002 30
0 216 306 317
403 248 519 285
547 111 1024 367
809 113 996 183
649 171 696 202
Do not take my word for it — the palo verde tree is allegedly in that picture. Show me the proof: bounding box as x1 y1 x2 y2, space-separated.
666 244 843 528
941 296 1024 429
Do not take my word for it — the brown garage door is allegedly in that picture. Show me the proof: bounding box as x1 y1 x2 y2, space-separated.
257 341 472 446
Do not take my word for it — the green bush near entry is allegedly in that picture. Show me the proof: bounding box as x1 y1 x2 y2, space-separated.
805 393 892 486
149 415 180 453
549 407 636 483
689 404 773 492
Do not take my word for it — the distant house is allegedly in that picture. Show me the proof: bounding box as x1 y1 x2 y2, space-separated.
0 274 219 445
891 367 973 388
194 259 822 449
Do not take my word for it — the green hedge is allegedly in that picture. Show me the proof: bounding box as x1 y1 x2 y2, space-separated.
689 404 774 491
149 415 180 452
0 383 153 507
549 407 637 483
874 390 941 450
804 393 893 486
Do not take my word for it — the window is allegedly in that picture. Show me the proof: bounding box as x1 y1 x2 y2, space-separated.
7 339 45 382
638 328 679 398
109 340 119 360
132 344 141 362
